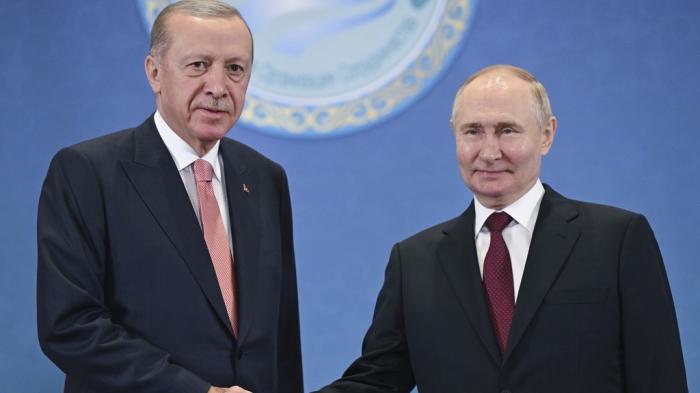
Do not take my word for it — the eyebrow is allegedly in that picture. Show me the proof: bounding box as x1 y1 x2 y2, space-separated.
180 53 211 62
181 53 250 64
458 122 483 131
224 55 250 64
494 122 520 128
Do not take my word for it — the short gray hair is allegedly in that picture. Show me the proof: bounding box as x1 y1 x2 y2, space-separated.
150 0 253 60
450 64 553 127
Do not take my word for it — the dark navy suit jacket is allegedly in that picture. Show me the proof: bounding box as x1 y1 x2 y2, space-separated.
37 117 303 393
316 186 687 393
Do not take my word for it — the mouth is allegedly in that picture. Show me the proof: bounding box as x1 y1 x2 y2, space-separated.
195 107 230 119
475 169 508 174
197 107 227 113
474 169 509 178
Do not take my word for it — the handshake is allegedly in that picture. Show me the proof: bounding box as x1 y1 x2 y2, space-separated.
209 387 251 393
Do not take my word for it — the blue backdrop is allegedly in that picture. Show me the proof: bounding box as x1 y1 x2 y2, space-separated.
1 0 698 391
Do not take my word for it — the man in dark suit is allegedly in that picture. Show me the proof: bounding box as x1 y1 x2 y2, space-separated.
315 65 687 392
37 2 302 392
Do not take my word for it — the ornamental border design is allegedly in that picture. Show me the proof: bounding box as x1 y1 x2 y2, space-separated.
138 0 476 138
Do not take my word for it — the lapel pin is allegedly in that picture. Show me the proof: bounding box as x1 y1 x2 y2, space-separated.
242 183 250 194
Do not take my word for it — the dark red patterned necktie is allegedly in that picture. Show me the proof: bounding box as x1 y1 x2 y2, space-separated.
483 212 514 354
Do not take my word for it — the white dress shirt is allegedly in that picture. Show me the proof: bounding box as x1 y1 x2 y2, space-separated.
154 111 234 251
473 179 545 302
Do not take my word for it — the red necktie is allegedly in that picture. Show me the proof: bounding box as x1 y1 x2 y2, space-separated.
483 212 514 354
193 159 238 337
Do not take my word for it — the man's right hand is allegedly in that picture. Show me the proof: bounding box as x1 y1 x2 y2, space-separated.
208 386 252 393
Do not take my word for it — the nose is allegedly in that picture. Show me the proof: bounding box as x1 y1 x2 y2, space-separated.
478 133 502 161
204 65 228 99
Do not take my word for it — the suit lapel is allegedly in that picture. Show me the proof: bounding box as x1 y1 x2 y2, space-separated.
119 118 233 334
220 139 261 344
436 205 502 365
504 186 580 361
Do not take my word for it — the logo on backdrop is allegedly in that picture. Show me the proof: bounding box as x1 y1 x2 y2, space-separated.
138 0 476 138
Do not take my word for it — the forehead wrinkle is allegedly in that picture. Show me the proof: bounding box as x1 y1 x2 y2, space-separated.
461 76 521 105
464 81 539 124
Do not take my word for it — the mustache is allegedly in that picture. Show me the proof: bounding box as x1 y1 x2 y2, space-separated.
194 100 231 112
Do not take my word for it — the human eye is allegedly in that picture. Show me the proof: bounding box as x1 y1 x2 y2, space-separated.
497 124 520 135
462 126 481 136
227 63 245 77
185 60 208 75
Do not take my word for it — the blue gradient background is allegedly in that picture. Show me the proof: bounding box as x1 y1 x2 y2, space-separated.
1 0 698 391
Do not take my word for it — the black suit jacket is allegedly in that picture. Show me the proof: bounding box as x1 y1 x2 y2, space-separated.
317 186 687 393
37 117 303 393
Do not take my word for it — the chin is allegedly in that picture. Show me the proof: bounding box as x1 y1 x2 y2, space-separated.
477 191 508 201
192 125 232 141
472 183 512 201
472 178 508 193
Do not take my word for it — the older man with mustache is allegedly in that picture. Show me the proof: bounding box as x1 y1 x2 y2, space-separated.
37 1 303 392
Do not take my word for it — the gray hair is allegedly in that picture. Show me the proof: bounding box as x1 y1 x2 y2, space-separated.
150 0 253 60
450 64 553 128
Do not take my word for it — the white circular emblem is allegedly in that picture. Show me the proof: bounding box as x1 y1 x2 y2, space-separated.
138 0 477 138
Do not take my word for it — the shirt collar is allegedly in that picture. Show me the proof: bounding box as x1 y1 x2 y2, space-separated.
473 179 545 237
154 110 222 181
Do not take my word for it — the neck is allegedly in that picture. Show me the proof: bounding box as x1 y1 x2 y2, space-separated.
188 140 216 157
475 178 540 210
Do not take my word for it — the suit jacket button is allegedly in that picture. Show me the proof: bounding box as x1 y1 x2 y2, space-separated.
236 350 245 360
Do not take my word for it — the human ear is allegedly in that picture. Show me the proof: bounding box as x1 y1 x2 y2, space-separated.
541 116 557 155
144 55 161 94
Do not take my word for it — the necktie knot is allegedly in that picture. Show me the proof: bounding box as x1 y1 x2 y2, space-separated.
193 159 213 182
485 212 512 233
